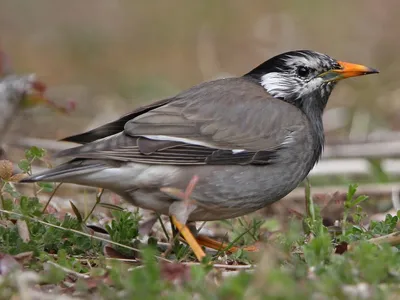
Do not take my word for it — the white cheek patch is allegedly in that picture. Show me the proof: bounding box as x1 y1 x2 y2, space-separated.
260 72 296 99
261 72 324 100
260 73 285 89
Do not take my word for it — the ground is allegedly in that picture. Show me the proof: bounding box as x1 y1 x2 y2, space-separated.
0 147 399 299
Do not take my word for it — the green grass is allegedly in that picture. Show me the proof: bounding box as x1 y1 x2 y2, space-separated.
0 147 399 299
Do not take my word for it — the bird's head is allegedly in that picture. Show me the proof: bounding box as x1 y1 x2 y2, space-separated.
246 50 378 107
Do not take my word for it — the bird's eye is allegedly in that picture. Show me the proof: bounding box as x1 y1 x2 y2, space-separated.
297 66 310 77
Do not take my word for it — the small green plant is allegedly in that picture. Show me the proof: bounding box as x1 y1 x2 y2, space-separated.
105 209 142 256
0 148 102 257
342 184 369 235
1 147 400 298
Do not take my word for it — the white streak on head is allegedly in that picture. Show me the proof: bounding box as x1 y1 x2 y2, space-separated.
283 53 327 70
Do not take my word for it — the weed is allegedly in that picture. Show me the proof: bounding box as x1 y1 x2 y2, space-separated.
0 147 399 298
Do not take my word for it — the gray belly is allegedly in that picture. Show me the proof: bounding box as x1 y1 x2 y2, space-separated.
103 158 311 221
67 140 315 222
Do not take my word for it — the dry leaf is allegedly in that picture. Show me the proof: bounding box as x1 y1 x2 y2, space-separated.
103 244 137 261
138 216 158 236
9 173 28 182
0 159 13 180
69 201 83 223
17 219 30 243
13 251 34 265
81 272 113 291
0 253 21 275
20 77 77 115
335 241 349 254
160 261 191 285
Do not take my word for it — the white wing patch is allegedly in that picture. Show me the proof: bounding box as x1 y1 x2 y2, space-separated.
281 131 297 146
143 135 245 154
231 149 246 154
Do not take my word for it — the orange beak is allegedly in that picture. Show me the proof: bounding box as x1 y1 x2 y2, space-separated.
319 61 379 82
336 61 379 78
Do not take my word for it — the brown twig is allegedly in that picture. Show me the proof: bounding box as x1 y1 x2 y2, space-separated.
364 231 400 247
41 183 63 213
83 188 105 223
282 183 400 202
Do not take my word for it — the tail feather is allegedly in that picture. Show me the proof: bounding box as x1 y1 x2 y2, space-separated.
54 132 130 159
20 159 108 183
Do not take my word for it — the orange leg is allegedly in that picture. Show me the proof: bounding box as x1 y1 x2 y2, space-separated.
196 235 259 253
171 216 206 261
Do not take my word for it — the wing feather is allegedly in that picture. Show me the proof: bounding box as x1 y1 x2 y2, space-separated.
57 78 307 165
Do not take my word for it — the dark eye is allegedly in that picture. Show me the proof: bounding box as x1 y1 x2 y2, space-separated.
297 66 310 77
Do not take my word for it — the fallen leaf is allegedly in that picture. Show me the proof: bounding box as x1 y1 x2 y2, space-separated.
13 251 34 265
82 272 114 291
0 253 21 275
335 241 348 254
160 261 191 285
138 216 158 236
17 219 30 243
9 173 28 182
43 203 58 214
86 224 109 234
0 160 13 180
31 79 46 94
103 244 137 261
21 79 76 115
70 200 83 223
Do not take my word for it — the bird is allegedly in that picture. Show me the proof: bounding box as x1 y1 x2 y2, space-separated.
21 50 378 260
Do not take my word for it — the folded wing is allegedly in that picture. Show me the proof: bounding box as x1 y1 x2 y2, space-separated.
57 78 305 165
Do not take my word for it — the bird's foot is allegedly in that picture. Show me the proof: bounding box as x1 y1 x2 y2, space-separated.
170 216 206 261
195 234 259 253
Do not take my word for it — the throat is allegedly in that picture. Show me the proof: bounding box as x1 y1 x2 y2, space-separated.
307 110 325 164
297 92 328 164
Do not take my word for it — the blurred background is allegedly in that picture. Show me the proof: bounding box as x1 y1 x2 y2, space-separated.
1 0 400 213
1 2 400 294
1 0 397 135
